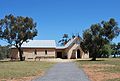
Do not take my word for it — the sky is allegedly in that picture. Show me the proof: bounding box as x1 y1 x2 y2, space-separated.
0 0 120 45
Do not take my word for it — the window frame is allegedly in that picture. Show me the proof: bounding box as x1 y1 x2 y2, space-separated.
45 50 47 55
34 49 37 55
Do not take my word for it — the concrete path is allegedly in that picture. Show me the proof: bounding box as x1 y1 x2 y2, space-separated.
32 62 90 81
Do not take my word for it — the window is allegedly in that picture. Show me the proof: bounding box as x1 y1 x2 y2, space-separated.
34 49 37 55
45 50 47 55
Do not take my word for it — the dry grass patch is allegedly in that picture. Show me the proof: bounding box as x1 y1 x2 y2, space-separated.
0 61 55 81
76 58 120 81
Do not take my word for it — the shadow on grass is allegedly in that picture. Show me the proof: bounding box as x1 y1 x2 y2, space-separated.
0 60 20 63
76 59 105 62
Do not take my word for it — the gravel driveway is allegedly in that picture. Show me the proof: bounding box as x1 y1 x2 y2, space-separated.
32 62 90 81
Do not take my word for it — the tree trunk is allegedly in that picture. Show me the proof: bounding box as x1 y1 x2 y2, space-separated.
114 54 116 58
91 57 96 61
91 53 96 61
18 47 23 61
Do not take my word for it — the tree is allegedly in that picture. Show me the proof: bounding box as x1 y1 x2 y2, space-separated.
111 42 120 58
81 18 120 61
99 44 114 58
0 14 37 61
0 45 10 60
111 43 118 58
117 42 120 57
112 42 120 57
58 34 70 46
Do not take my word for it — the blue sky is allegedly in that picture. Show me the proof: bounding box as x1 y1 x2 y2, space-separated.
0 0 120 45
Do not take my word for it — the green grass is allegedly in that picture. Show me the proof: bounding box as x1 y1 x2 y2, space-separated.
0 61 55 79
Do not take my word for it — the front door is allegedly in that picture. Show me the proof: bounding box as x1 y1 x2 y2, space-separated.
77 49 81 58
57 52 62 58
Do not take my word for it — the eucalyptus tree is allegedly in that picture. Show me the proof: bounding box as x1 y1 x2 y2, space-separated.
81 18 120 61
0 14 37 61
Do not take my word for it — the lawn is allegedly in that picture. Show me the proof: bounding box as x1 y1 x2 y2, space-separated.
0 61 55 81
76 58 120 81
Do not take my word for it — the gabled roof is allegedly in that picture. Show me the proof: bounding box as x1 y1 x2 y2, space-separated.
12 40 56 48
11 37 81 49
56 37 80 49
64 37 78 48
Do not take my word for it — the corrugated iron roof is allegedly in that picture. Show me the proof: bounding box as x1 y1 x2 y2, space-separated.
21 40 56 48
11 37 80 49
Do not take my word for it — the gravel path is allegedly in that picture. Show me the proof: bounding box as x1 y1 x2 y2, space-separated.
32 62 90 81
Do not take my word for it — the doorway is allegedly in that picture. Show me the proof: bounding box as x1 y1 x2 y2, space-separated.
57 52 62 58
77 49 81 58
